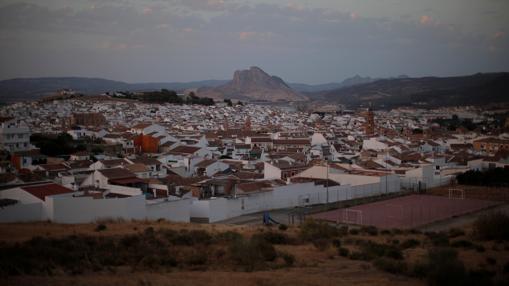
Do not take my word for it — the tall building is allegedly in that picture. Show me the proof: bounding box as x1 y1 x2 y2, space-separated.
244 116 252 131
364 108 375 136
0 117 33 152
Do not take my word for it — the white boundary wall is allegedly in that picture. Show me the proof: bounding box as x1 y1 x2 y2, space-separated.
191 178 401 223
0 193 191 224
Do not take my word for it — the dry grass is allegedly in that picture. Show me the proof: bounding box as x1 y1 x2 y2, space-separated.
0 220 254 243
2 220 509 286
1 259 423 286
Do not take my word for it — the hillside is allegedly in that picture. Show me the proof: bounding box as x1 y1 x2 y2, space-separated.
0 77 227 103
312 73 509 108
197 66 307 102
1 214 508 286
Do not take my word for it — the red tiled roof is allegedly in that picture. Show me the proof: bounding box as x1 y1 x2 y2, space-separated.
273 139 310 145
0 117 14 124
22 183 73 200
168 145 201 154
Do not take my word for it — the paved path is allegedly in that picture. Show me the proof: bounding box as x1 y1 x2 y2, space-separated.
217 206 316 225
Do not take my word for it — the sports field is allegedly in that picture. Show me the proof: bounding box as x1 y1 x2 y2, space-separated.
311 194 500 229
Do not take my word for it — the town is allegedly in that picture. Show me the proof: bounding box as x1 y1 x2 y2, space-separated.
1 94 508 225
1 1 509 285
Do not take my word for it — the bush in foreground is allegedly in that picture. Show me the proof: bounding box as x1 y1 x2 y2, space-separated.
373 257 407 274
473 212 509 241
299 219 339 242
425 248 467 286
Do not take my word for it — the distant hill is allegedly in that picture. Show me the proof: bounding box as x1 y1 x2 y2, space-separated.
289 75 375 93
197 66 307 102
311 73 509 108
1 72 508 107
0 77 227 103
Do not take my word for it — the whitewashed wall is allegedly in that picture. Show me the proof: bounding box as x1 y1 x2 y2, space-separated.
46 194 146 223
191 178 401 223
0 202 43 222
146 198 191 222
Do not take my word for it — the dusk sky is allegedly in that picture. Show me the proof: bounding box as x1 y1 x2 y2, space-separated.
0 0 508 84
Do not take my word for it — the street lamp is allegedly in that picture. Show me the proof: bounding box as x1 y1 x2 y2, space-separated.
326 158 329 204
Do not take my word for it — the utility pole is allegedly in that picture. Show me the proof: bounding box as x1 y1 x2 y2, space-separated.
326 159 329 204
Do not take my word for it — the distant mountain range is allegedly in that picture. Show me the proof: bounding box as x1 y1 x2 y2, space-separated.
310 72 509 108
0 77 230 103
288 75 376 93
0 71 372 103
197 66 307 102
0 71 507 108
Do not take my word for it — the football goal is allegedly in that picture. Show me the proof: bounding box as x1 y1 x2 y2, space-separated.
448 188 465 200
342 209 363 225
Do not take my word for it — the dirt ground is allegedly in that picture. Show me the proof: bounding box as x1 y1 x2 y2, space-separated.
1 260 423 286
2 220 508 286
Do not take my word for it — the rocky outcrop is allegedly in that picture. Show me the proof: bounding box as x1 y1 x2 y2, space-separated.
197 66 306 102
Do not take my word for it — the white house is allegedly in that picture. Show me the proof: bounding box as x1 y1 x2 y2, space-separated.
0 117 33 152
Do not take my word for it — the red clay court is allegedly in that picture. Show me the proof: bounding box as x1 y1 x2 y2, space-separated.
311 194 500 229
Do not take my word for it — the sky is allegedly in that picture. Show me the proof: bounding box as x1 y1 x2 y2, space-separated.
0 0 508 84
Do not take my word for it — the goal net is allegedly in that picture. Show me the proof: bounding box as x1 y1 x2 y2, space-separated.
342 209 363 225
448 188 465 200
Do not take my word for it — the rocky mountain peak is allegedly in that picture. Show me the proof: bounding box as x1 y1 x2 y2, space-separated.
198 66 306 102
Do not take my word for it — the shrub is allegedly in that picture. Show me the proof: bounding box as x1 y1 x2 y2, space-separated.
332 239 342 248
360 241 404 260
426 248 467 286
312 238 330 251
299 219 339 241
467 270 496 286
252 231 290 245
456 167 509 187
473 212 509 241
278 224 288 231
143 227 155 236
448 228 465 238
391 229 403 235
95 224 107 232
228 236 276 271
338 225 349 236
185 250 208 266
349 228 360 235
400 239 420 249
409 261 429 278
373 257 407 274
163 229 213 246
486 257 497 265
338 247 350 257
360 226 378 236
426 232 449 246
215 231 242 243
475 244 486 252
187 230 213 245
347 241 402 261
450 239 474 249
348 251 370 261
279 252 295 266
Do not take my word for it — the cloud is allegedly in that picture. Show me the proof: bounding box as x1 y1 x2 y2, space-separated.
494 31 505 39
420 15 432 25
0 1 507 83
142 7 153 15
238 31 273 41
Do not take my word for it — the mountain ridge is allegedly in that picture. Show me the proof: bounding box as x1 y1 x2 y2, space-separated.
196 66 307 102
311 72 509 108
